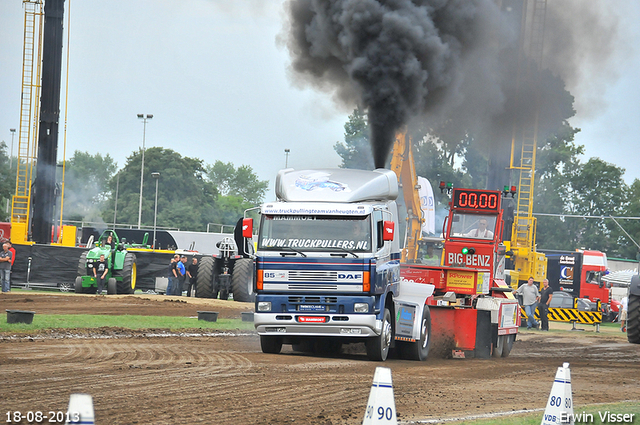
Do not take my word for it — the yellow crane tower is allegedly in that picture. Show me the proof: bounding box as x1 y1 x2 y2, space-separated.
504 0 548 288
11 0 44 244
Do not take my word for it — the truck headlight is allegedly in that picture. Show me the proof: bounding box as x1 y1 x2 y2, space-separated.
354 302 369 313
257 301 271 312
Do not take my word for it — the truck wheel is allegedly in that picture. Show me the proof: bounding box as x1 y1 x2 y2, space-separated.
117 253 137 294
58 282 72 292
366 307 393 361
77 251 89 277
260 335 283 354
231 258 255 302
628 293 640 344
493 335 505 358
107 278 117 295
196 257 215 298
74 276 83 294
403 306 431 361
502 334 515 357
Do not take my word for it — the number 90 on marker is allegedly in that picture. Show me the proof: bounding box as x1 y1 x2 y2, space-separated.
365 405 394 421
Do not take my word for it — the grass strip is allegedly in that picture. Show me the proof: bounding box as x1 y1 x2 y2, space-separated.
0 313 255 333
446 401 640 424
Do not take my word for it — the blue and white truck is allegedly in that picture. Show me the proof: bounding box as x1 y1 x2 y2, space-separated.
242 168 434 361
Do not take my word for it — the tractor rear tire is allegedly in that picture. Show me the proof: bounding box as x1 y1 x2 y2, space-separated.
74 276 83 294
77 251 89 277
231 258 255 303
366 307 393 361
107 278 117 295
627 293 640 344
117 252 137 294
401 306 431 361
260 335 283 354
195 257 215 298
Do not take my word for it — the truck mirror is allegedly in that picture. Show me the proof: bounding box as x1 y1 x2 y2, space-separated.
383 221 394 241
242 218 253 238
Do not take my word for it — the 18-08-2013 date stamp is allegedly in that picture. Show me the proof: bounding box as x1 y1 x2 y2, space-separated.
5 411 81 424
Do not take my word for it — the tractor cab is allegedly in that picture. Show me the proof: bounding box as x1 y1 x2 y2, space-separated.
442 188 506 284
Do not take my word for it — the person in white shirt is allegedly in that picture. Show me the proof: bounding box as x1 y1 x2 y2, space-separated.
464 218 494 239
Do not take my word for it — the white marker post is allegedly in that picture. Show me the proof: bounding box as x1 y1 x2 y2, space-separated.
65 393 95 425
541 362 574 425
363 367 397 425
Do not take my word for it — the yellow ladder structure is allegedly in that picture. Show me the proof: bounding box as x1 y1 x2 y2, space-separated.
12 1 43 235
508 0 548 284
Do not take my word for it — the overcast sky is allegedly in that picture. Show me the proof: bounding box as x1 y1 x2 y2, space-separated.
1 0 639 203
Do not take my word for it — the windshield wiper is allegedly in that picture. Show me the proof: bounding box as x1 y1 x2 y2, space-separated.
330 247 359 258
280 247 307 257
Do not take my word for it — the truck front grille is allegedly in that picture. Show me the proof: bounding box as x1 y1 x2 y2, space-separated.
287 271 337 282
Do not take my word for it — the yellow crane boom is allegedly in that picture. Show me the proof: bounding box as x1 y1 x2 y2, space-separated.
389 131 424 263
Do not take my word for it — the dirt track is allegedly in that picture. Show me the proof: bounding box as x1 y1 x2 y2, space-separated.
1 292 638 425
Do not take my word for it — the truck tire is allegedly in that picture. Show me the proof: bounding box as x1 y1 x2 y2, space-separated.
366 307 393 361
117 252 137 294
502 334 515 357
231 258 255 303
493 335 506 357
402 306 431 361
107 278 117 295
260 335 283 354
628 293 640 344
74 276 83 294
196 257 215 298
77 251 89 277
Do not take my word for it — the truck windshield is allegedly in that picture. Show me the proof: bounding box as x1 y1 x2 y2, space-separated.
258 215 372 252
449 213 496 240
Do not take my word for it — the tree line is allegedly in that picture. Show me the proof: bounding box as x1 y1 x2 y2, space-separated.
0 145 268 234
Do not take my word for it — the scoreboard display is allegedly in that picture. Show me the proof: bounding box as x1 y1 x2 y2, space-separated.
452 188 501 212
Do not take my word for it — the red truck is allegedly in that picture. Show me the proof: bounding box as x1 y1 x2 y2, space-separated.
543 249 617 320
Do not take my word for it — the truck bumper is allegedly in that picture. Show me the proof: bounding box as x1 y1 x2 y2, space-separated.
255 313 380 337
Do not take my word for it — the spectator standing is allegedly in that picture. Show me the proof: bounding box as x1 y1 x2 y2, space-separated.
186 257 198 297
166 256 178 296
7 242 15 287
620 295 628 332
175 256 187 296
0 242 12 292
515 277 540 329
94 254 108 295
538 279 553 331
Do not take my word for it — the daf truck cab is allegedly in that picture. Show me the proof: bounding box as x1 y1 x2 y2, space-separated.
247 169 431 361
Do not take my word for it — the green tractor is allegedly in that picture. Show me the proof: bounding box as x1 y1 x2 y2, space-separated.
75 230 138 294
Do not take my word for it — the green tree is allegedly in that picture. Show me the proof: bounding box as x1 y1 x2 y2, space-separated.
207 161 268 205
615 179 640 259
333 106 375 170
61 151 118 222
0 141 13 222
569 158 628 254
206 161 269 226
533 123 584 250
103 147 217 232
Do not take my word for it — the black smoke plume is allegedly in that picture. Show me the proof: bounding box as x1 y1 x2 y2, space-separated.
282 1 621 172
282 0 512 168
